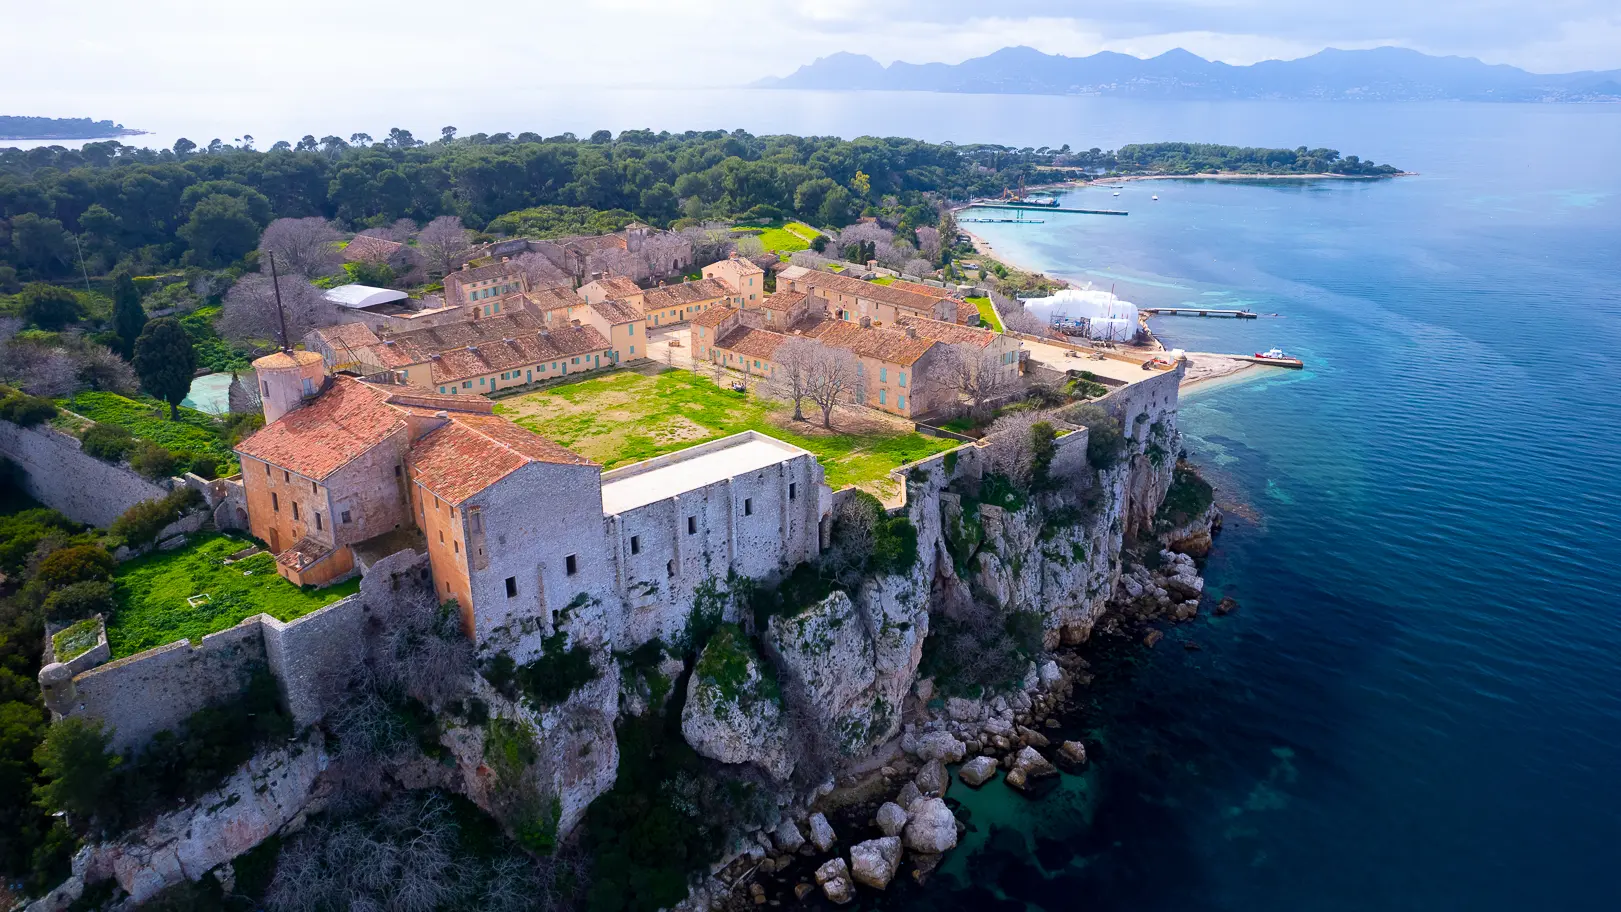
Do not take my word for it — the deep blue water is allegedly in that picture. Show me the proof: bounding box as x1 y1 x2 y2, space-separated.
922 104 1621 912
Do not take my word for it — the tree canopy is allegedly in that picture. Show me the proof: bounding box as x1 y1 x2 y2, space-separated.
132 317 197 419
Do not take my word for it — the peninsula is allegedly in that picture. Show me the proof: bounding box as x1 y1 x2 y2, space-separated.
0 116 146 141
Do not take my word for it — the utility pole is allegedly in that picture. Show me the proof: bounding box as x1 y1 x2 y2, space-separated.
269 252 290 353
72 234 93 294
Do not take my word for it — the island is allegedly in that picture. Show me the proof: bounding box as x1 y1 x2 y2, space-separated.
0 116 146 141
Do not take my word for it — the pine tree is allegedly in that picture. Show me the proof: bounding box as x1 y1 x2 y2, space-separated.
132 317 196 419
111 271 146 358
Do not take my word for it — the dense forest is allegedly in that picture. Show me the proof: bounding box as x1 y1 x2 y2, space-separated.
0 129 1401 285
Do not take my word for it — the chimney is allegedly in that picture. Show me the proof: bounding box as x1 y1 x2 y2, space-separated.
461 262 470 271
905 325 918 339
501 256 509 263
859 316 872 329
435 410 448 419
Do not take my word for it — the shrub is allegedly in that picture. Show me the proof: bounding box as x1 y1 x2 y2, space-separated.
109 486 203 547
1067 403 1126 471
515 631 599 707
44 580 115 622
36 544 115 588
79 422 136 462
1157 461 1215 528
0 390 58 427
129 441 179 480
188 455 219 480
32 717 121 821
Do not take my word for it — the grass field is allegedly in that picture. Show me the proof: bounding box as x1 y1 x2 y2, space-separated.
60 391 239 473
735 221 821 255
494 368 956 491
869 276 896 286
106 534 360 659
967 296 1004 332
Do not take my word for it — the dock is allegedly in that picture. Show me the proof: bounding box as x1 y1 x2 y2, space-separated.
960 217 1045 224
966 203 1129 216
1143 307 1258 319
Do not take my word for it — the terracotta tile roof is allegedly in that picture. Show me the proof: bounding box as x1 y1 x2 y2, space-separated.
888 279 955 299
306 323 381 352
692 305 737 329
383 388 492 414
566 234 629 254
410 413 593 504
590 299 642 325
757 290 807 313
253 350 325 371
522 286 582 315
356 339 431 369
382 312 543 350
801 318 936 366
277 535 333 571
582 276 641 299
445 261 523 287
716 326 785 361
895 315 998 348
427 325 612 385
712 256 764 275
343 235 404 263
642 278 731 311
236 376 405 480
789 270 941 315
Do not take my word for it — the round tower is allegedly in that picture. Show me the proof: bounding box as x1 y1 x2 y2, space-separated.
38 662 75 716
252 350 326 423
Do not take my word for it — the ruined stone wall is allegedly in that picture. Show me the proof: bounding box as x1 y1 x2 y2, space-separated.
0 419 171 528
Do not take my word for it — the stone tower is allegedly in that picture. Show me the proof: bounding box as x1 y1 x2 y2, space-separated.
252 350 326 423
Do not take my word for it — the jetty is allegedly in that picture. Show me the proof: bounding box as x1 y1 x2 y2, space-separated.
1143 307 1258 319
966 203 1129 216
960 216 1045 224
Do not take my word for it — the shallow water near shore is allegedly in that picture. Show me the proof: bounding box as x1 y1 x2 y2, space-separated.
900 107 1621 910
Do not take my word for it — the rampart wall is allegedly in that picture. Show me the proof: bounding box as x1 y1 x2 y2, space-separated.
0 419 170 527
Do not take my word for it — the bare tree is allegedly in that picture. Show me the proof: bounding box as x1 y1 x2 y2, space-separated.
904 257 934 279
511 250 570 290
937 342 1020 421
1001 307 1048 336
258 217 342 278
416 215 473 278
805 343 862 429
766 336 819 421
983 409 1056 490
227 370 262 414
220 272 330 346
733 235 766 258
76 345 138 395
358 218 418 243
0 335 79 398
679 222 734 268
916 225 943 264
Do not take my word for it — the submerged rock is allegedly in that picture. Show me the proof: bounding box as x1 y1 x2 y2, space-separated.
815 857 854 904
849 836 903 890
1058 740 1088 766
1215 596 1239 616
1143 629 1164 648
903 797 958 854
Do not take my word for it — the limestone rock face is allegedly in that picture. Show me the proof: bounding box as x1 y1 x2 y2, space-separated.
767 591 889 756
903 797 958 854
849 836 903 890
958 755 998 787
876 801 909 837
808 812 838 852
681 626 793 782
815 857 854 904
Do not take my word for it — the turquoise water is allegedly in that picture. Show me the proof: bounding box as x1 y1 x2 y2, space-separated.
892 108 1621 910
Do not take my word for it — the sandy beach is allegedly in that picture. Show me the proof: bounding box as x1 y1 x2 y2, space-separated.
1179 352 1257 388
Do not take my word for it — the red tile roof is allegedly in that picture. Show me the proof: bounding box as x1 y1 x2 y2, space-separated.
410 413 593 504
307 323 381 353
888 279 955 299
582 276 641 299
692 305 737 329
895 315 998 348
642 278 731 312
236 376 405 480
589 299 643 325
427 325 612 385
757 290 807 313
801 318 937 366
788 270 942 315
522 286 582 315
716 326 786 361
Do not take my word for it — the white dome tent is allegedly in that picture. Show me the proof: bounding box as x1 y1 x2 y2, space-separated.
1023 287 1140 342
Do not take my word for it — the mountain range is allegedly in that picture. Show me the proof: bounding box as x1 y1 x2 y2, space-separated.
754 46 1621 102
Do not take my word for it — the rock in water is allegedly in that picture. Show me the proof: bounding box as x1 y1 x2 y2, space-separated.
773 819 806 853
1215 596 1239 615
808 812 837 852
958 755 998 787
915 731 966 763
1005 767 1028 790
815 858 854 904
915 758 948 797
849 836 903 890
1143 629 1164 648
1014 746 1058 778
1058 740 1088 766
1016 725 1050 748
903 797 958 854
896 782 922 809
876 802 908 837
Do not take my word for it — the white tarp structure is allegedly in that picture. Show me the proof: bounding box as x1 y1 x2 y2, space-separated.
1023 288 1140 342
322 284 408 310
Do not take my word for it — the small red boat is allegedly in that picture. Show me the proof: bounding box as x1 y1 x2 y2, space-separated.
1248 347 1304 368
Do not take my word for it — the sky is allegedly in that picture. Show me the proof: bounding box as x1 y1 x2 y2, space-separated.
1 0 1619 115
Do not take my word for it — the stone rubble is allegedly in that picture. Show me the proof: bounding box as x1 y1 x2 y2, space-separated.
815 857 854 904
849 836 903 890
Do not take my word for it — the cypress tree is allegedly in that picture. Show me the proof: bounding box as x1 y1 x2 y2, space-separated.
111 271 146 357
132 317 196 419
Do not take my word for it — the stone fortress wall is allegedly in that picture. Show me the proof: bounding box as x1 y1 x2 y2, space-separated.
0 419 172 528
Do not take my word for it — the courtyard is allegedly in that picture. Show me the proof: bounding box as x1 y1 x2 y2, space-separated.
493 366 957 492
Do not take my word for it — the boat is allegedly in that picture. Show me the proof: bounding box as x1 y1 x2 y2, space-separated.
1151 194 1159 201
1248 347 1305 368
1112 191 1120 197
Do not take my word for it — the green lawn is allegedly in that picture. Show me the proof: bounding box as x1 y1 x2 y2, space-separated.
60 391 239 473
967 296 1004 332
494 368 956 491
106 534 360 659
868 276 896 286
734 222 820 255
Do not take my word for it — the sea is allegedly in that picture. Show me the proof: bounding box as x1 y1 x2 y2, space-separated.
13 92 1620 910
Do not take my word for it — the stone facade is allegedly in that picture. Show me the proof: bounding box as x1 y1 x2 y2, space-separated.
0 419 171 528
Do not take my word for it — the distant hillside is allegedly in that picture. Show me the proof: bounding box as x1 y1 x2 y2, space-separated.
0 116 145 140
756 46 1621 102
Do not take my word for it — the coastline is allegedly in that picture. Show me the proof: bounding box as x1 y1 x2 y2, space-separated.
1032 171 1415 190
